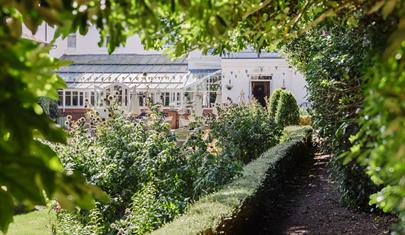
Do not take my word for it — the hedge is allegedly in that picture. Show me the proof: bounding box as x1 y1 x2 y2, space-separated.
151 126 313 235
268 88 284 120
274 90 300 127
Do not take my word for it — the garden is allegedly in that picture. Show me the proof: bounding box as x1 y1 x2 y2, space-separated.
1 1 405 235
47 90 299 234
9 89 305 234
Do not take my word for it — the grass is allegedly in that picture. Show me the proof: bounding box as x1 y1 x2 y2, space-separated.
6 209 51 235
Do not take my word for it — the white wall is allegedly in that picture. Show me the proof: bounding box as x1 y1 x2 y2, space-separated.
221 58 307 106
23 24 158 58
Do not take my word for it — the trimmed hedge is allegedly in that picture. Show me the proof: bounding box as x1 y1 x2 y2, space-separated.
268 88 284 120
151 126 313 235
275 91 300 127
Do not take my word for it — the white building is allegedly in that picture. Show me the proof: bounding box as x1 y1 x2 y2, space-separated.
23 25 308 125
220 52 307 106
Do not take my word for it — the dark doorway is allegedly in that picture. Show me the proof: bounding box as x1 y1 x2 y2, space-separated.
252 81 270 107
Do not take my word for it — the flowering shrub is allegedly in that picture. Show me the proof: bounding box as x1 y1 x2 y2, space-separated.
51 105 242 234
211 101 282 163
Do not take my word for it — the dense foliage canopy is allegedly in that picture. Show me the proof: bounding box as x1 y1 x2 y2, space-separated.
1 0 405 232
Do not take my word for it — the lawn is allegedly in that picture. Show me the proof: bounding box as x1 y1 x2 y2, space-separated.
7 209 50 235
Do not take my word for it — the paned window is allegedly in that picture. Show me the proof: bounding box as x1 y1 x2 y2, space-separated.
72 91 78 106
163 92 170 106
65 91 71 106
90 91 95 106
67 33 76 48
79 92 84 106
58 90 63 106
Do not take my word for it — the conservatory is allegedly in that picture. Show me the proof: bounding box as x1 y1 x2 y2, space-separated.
58 71 221 113
56 54 222 126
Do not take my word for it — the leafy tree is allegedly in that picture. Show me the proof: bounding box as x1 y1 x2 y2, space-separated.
274 91 300 127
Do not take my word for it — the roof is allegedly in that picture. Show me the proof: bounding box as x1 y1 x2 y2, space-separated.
62 72 198 90
58 54 220 90
59 54 188 73
22 32 47 44
222 52 282 59
58 64 188 73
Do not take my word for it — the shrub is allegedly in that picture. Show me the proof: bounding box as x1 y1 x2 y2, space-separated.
343 44 405 232
283 20 392 210
211 101 282 163
275 91 300 127
39 96 60 120
51 105 242 234
152 126 312 235
268 88 284 120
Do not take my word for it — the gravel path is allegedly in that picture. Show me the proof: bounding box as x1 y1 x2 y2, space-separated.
249 154 395 235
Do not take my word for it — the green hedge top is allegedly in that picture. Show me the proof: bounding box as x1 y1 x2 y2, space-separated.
268 88 284 120
275 90 300 127
151 126 312 235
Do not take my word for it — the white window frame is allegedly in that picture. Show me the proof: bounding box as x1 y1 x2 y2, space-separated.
60 89 87 108
67 33 76 48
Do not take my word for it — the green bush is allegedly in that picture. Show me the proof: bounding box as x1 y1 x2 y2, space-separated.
51 105 242 234
38 96 60 121
152 126 312 235
211 101 282 163
274 91 300 127
268 89 284 120
283 21 391 210
343 44 405 232
51 101 282 234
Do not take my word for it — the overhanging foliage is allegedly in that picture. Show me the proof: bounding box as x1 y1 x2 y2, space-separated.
1 0 405 232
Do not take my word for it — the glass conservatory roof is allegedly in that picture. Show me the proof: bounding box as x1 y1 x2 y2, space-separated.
58 54 221 91
60 72 199 90
59 54 189 73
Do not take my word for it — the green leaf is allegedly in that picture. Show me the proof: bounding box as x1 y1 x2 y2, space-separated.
382 0 397 19
368 1 385 15
0 189 14 233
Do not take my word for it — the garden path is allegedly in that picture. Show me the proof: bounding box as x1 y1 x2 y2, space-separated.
250 154 395 235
